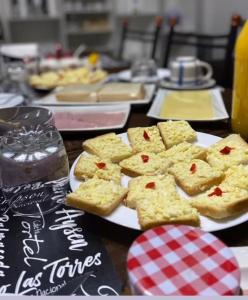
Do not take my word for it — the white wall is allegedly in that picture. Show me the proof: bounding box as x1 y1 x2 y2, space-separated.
164 0 199 31
114 0 162 61
200 0 248 33
0 0 11 42
163 0 247 34
161 0 248 63
113 0 200 62
115 0 160 16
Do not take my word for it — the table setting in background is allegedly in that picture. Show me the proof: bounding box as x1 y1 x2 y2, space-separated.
160 56 216 89
116 58 170 83
1 41 248 296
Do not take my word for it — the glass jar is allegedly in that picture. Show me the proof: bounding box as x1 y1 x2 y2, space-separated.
131 59 158 82
0 106 53 135
0 124 69 216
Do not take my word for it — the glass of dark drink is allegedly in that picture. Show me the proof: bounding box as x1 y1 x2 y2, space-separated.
0 124 69 216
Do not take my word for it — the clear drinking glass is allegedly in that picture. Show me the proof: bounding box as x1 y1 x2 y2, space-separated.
131 59 158 81
0 124 69 216
0 106 54 135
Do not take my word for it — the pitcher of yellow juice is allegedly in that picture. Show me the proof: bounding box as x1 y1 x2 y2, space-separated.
232 20 248 139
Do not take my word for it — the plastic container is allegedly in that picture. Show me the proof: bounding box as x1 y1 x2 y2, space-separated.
127 225 241 296
231 20 248 139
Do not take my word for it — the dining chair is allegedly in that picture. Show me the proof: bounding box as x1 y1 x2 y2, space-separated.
163 15 243 87
117 16 163 61
0 21 4 42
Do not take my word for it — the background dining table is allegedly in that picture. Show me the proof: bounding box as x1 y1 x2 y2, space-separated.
61 89 248 295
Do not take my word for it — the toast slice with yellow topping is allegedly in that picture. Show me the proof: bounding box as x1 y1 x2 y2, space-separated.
126 174 177 209
127 126 166 153
207 134 248 172
66 177 127 216
158 120 197 148
119 152 171 177
190 184 248 219
137 194 200 230
169 159 224 196
74 154 121 183
83 132 132 163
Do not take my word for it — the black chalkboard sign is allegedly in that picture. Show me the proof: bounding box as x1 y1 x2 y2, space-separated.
0 193 122 296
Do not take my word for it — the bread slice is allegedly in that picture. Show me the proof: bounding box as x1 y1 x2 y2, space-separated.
97 83 145 101
223 165 248 190
119 152 171 177
66 177 127 216
158 142 207 165
190 184 248 219
157 120 197 148
55 84 100 102
126 174 177 209
207 134 248 172
83 133 132 163
127 126 166 153
137 195 200 230
74 154 121 183
169 159 224 196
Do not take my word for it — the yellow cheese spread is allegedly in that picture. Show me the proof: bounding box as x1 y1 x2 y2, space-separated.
159 91 214 120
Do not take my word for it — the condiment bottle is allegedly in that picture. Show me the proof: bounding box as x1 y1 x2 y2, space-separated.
231 20 248 139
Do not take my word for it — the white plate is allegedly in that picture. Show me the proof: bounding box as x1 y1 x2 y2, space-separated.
34 84 156 106
69 131 248 232
0 43 38 59
160 78 216 90
117 69 170 83
0 93 24 108
147 88 229 122
47 104 130 132
31 85 54 93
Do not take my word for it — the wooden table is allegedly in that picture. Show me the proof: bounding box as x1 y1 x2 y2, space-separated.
62 90 248 294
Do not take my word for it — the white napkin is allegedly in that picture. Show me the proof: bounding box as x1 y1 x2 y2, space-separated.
231 246 248 293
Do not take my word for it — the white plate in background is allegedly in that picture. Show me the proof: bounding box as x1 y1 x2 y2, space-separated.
160 78 216 90
47 104 130 131
0 43 38 59
147 88 229 122
69 131 248 232
34 84 156 106
117 68 170 83
0 93 24 108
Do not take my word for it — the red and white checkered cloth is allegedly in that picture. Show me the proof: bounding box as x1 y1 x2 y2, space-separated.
127 225 240 296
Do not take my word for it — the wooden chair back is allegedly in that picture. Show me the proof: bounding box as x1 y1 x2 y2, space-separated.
118 16 163 61
163 15 243 87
